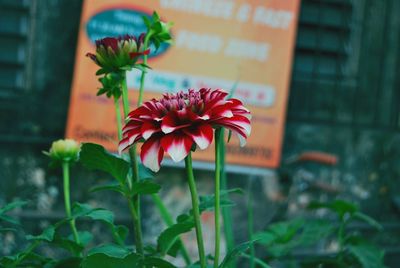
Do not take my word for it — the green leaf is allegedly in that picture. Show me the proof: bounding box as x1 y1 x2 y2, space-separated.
26 225 55 242
141 257 176 268
87 244 130 258
96 87 108 96
199 188 243 213
72 203 114 225
353 212 383 231
52 235 84 256
79 143 129 184
131 180 161 196
95 68 107 75
82 253 140 268
166 240 180 257
157 218 194 255
0 200 27 214
308 199 358 219
142 15 151 29
82 245 141 268
219 240 259 268
51 257 82 268
113 225 129 242
152 11 160 21
254 219 334 258
348 241 387 268
89 182 127 195
0 214 20 225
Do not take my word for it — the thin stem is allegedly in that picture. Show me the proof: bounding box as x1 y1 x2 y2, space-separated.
220 129 235 267
127 197 143 254
120 73 144 254
114 96 123 140
151 194 192 265
214 129 222 268
241 253 271 268
62 162 80 245
121 72 130 119
185 153 206 268
247 180 255 268
138 35 151 106
12 240 40 267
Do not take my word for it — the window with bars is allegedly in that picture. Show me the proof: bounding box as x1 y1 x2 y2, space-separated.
288 0 400 130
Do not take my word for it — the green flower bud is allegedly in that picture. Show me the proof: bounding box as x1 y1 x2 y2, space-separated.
48 139 80 162
143 11 174 50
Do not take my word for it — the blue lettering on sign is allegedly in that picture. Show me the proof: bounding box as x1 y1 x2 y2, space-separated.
86 8 170 58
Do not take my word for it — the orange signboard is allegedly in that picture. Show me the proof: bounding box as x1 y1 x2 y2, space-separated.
66 0 300 168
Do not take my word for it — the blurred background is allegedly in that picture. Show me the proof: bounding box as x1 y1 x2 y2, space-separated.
0 0 400 267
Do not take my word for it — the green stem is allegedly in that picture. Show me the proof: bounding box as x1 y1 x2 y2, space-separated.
241 253 271 268
138 35 150 106
151 194 192 265
114 96 123 140
219 129 235 268
127 197 143 254
120 74 143 254
247 180 255 268
214 129 222 268
185 153 206 268
121 72 130 118
12 240 40 267
62 162 80 245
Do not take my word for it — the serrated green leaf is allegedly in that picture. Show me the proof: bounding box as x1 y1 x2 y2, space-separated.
26 225 55 242
157 219 194 255
348 241 387 268
72 203 114 225
353 212 383 231
79 143 129 184
199 188 243 213
131 180 161 196
89 182 127 195
87 244 130 258
219 239 259 268
253 218 334 258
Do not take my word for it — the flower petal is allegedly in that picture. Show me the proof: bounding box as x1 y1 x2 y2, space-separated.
161 111 190 134
160 133 193 162
183 124 213 150
141 121 161 140
215 115 251 136
140 137 164 172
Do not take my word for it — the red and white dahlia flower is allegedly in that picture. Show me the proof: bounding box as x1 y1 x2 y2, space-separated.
118 88 251 172
86 34 150 72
